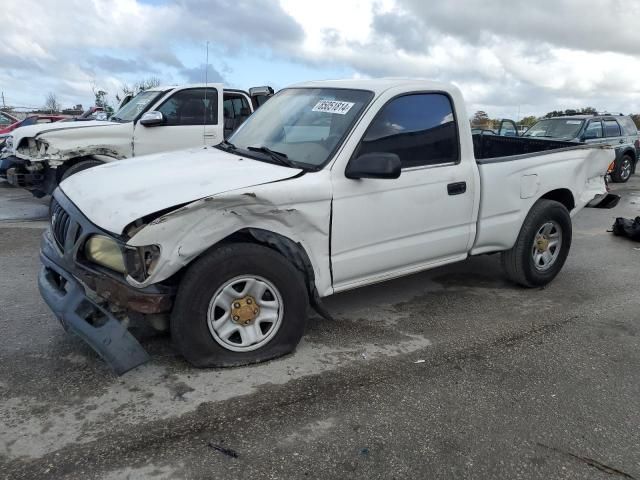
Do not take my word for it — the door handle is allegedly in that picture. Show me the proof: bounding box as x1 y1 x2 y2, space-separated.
447 182 467 195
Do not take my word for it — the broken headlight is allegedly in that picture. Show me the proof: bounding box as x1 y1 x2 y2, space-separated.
123 244 161 282
84 235 126 274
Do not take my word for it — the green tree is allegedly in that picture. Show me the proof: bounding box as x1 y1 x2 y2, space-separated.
519 115 538 127
472 110 490 127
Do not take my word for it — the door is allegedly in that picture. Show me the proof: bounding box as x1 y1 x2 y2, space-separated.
603 118 627 158
331 93 477 291
582 119 605 144
223 92 252 139
133 85 223 156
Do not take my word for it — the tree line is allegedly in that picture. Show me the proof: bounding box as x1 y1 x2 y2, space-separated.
38 77 162 114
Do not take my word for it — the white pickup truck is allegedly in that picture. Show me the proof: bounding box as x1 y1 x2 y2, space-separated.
0 84 273 197
38 78 618 374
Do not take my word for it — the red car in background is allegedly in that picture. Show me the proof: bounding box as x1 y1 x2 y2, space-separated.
0 111 19 128
0 114 66 135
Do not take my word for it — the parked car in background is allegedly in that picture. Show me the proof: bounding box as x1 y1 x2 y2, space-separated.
524 114 640 182
0 114 66 135
0 111 19 128
37 78 617 373
471 119 519 137
1 84 273 196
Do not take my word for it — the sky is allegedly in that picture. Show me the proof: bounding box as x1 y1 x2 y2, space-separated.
2 0 640 119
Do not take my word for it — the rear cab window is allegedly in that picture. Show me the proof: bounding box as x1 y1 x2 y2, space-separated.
356 93 459 168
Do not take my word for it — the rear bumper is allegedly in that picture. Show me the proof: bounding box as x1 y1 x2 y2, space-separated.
586 193 621 209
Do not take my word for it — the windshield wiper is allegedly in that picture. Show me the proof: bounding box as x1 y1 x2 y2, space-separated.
217 139 237 151
247 146 297 168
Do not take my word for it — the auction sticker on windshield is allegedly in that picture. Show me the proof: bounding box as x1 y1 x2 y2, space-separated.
312 100 355 115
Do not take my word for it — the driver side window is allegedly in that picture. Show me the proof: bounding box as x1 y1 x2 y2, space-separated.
157 88 218 126
355 93 459 168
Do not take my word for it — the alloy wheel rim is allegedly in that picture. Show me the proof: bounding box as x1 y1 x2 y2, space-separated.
621 158 631 180
531 221 562 271
207 275 283 352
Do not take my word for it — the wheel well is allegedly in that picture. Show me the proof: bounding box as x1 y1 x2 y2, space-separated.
219 228 333 318
56 156 101 181
540 188 575 212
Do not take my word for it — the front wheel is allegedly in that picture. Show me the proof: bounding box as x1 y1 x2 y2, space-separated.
60 159 104 182
610 154 633 183
501 199 572 287
171 243 309 367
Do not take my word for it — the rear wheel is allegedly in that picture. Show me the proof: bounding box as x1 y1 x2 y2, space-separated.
501 199 572 287
610 154 633 183
171 243 309 367
60 159 104 181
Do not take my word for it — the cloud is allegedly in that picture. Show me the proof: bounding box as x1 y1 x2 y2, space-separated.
86 55 153 74
2 0 640 118
0 0 302 108
280 0 640 117
180 64 225 84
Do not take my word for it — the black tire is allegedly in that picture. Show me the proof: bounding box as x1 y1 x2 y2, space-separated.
501 199 572 288
610 154 633 183
171 243 309 368
60 159 104 181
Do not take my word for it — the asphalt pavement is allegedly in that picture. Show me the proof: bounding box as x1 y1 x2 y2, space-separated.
0 178 639 479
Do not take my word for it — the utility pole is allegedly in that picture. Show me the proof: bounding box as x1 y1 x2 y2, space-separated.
1 92 5 109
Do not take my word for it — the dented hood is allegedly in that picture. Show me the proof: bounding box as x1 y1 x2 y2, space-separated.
59 147 303 234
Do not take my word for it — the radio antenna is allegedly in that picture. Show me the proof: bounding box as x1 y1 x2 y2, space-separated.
203 41 209 144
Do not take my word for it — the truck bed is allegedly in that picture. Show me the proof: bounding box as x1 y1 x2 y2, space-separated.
473 134 576 161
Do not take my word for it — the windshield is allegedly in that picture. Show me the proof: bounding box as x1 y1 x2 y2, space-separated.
111 90 164 122
227 88 374 168
523 118 584 139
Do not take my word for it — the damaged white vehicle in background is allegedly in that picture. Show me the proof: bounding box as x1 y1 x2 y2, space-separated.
38 79 619 374
1 84 273 197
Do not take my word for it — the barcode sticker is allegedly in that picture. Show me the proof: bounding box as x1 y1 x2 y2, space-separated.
312 100 355 115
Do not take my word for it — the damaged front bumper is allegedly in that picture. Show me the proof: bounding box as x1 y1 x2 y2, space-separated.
38 191 174 374
2 155 57 197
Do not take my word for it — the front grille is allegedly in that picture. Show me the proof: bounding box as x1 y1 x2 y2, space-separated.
50 198 71 250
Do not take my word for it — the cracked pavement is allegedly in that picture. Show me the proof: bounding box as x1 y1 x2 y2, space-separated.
0 178 639 479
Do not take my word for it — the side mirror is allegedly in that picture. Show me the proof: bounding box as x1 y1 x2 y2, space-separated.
94 112 108 121
345 152 401 180
139 111 165 127
583 132 598 140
